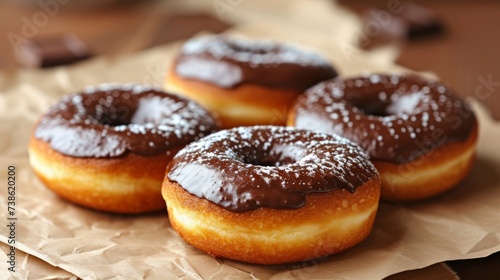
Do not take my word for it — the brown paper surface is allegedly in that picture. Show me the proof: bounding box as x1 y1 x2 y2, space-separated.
1 243 77 280
1 0 499 279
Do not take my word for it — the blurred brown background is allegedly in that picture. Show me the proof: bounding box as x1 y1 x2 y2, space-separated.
342 0 500 122
0 0 499 119
0 0 499 279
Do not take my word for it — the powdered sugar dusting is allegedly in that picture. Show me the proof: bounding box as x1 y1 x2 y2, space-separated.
292 74 476 163
175 35 338 90
168 126 378 212
181 35 331 67
34 84 218 158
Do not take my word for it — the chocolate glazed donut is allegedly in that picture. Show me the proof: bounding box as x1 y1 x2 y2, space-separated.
163 126 380 264
289 74 478 201
29 84 218 213
165 35 338 128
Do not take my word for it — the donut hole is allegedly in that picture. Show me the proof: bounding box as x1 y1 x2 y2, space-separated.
248 154 295 167
84 95 138 127
91 96 170 127
98 111 134 126
350 99 392 117
226 40 272 55
239 145 304 167
356 103 391 117
349 91 423 117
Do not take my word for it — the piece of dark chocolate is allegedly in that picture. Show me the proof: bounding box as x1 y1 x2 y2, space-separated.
361 3 445 48
16 34 92 68
398 3 445 40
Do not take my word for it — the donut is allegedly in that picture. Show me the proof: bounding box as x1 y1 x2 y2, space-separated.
288 74 478 201
162 126 380 264
29 84 218 214
164 35 338 128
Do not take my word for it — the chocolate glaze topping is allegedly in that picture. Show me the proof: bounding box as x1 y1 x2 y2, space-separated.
173 35 338 90
167 126 378 212
34 84 218 158
292 74 477 164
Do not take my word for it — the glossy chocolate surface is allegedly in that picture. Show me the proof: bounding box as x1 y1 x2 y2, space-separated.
173 35 338 90
291 74 476 164
34 84 218 158
167 126 378 212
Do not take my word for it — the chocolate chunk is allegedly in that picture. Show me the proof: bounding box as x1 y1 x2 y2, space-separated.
16 34 92 68
361 3 445 48
397 3 445 40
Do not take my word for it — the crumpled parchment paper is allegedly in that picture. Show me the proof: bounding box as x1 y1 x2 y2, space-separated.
1 0 499 279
